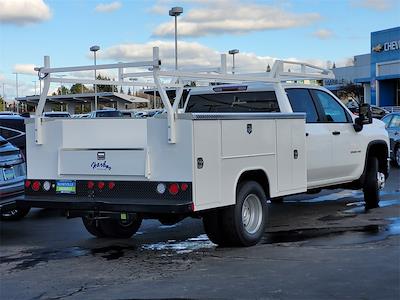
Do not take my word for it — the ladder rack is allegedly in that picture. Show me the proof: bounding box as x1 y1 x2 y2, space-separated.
34 47 335 145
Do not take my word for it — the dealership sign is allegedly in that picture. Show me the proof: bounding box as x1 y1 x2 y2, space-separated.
372 40 400 53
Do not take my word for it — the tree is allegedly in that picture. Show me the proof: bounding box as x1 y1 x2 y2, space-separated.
96 74 118 93
70 83 89 94
266 64 271 72
57 86 70 95
0 96 5 110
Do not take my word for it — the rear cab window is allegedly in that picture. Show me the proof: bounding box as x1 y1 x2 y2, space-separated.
185 91 280 113
285 88 319 123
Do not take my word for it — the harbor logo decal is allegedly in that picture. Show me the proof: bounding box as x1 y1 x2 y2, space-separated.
91 161 112 171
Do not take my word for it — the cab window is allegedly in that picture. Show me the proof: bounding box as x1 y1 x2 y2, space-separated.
311 90 350 123
389 115 400 128
286 88 319 123
382 115 392 127
185 91 280 113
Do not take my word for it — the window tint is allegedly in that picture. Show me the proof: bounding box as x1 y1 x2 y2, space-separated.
185 91 280 113
0 127 20 139
312 90 348 123
389 115 400 128
286 89 319 123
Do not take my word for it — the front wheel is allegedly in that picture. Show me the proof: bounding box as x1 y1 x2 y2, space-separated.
221 181 268 247
363 157 385 209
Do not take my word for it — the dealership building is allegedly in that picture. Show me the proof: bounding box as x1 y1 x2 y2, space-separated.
324 27 400 107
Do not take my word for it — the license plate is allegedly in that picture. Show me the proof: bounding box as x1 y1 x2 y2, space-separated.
56 180 76 194
3 168 15 181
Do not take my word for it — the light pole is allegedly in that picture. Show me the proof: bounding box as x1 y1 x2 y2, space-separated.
13 72 19 112
90 45 100 110
228 49 239 74
2 83 6 111
55 74 67 95
32 80 37 95
169 7 183 70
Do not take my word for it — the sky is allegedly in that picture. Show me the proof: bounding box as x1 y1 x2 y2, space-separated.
0 0 399 100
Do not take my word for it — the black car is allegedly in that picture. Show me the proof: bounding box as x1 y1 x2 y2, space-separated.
0 136 30 220
346 100 389 119
382 112 400 167
0 114 26 155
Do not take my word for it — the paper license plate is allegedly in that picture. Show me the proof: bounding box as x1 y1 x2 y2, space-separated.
56 180 76 194
3 168 15 181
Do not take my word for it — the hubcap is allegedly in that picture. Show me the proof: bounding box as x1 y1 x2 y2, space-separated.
242 194 263 234
377 172 385 190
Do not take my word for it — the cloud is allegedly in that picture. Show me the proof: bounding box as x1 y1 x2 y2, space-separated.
99 40 326 73
151 0 320 37
95 1 122 13
313 29 334 40
0 0 51 25
13 64 37 75
351 0 394 11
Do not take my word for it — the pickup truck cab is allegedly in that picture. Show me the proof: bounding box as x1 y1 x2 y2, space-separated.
19 51 390 247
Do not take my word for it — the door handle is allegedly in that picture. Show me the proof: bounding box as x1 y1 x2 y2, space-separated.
332 131 341 135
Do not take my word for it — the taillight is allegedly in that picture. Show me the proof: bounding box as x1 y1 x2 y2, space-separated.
98 181 105 189
168 183 179 195
87 181 94 189
32 181 40 192
25 180 31 188
108 182 115 190
181 183 188 192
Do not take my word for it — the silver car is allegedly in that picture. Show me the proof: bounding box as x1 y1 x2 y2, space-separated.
0 136 30 220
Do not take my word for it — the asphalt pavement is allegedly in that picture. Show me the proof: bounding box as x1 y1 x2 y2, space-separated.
1 169 399 300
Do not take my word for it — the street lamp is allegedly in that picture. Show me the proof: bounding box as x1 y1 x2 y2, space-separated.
90 45 100 110
228 49 239 74
13 72 19 113
2 83 6 111
169 7 183 70
32 80 37 95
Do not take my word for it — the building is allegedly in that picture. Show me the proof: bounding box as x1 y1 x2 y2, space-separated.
16 92 150 114
325 27 400 107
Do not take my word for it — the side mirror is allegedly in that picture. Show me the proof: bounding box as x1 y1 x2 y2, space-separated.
354 103 373 132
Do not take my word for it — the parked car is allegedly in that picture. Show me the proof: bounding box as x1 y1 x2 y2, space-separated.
346 100 389 119
382 112 400 167
43 111 71 118
89 109 123 118
0 115 26 156
0 111 19 116
0 136 29 220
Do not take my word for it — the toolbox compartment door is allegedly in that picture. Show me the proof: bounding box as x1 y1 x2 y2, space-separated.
59 149 146 176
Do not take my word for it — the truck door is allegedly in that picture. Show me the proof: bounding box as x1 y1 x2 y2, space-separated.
286 88 333 186
309 89 363 181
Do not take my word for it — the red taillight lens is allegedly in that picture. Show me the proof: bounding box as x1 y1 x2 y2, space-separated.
32 181 40 191
181 183 188 192
168 183 179 195
25 180 31 188
98 181 105 189
108 182 115 190
87 181 94 189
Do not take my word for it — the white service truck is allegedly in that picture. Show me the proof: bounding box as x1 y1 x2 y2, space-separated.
19 48 390 246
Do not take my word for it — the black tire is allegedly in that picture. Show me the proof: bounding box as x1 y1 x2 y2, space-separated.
393 145 400 168
202 210 230 246
99 217 142 239
1 206 30 221
82 216 105 238
363 156 382 209
221 181 268 247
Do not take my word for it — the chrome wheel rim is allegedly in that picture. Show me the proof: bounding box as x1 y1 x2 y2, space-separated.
377 172 385 190
242 194 263 235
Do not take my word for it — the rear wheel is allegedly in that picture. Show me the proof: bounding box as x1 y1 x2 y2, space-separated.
363 157 384 209
205 181 268 247
82 216 105 238
1 207 30 221
99 216 142 239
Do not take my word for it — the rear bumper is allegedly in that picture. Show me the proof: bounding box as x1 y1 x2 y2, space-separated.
17 195 193 214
